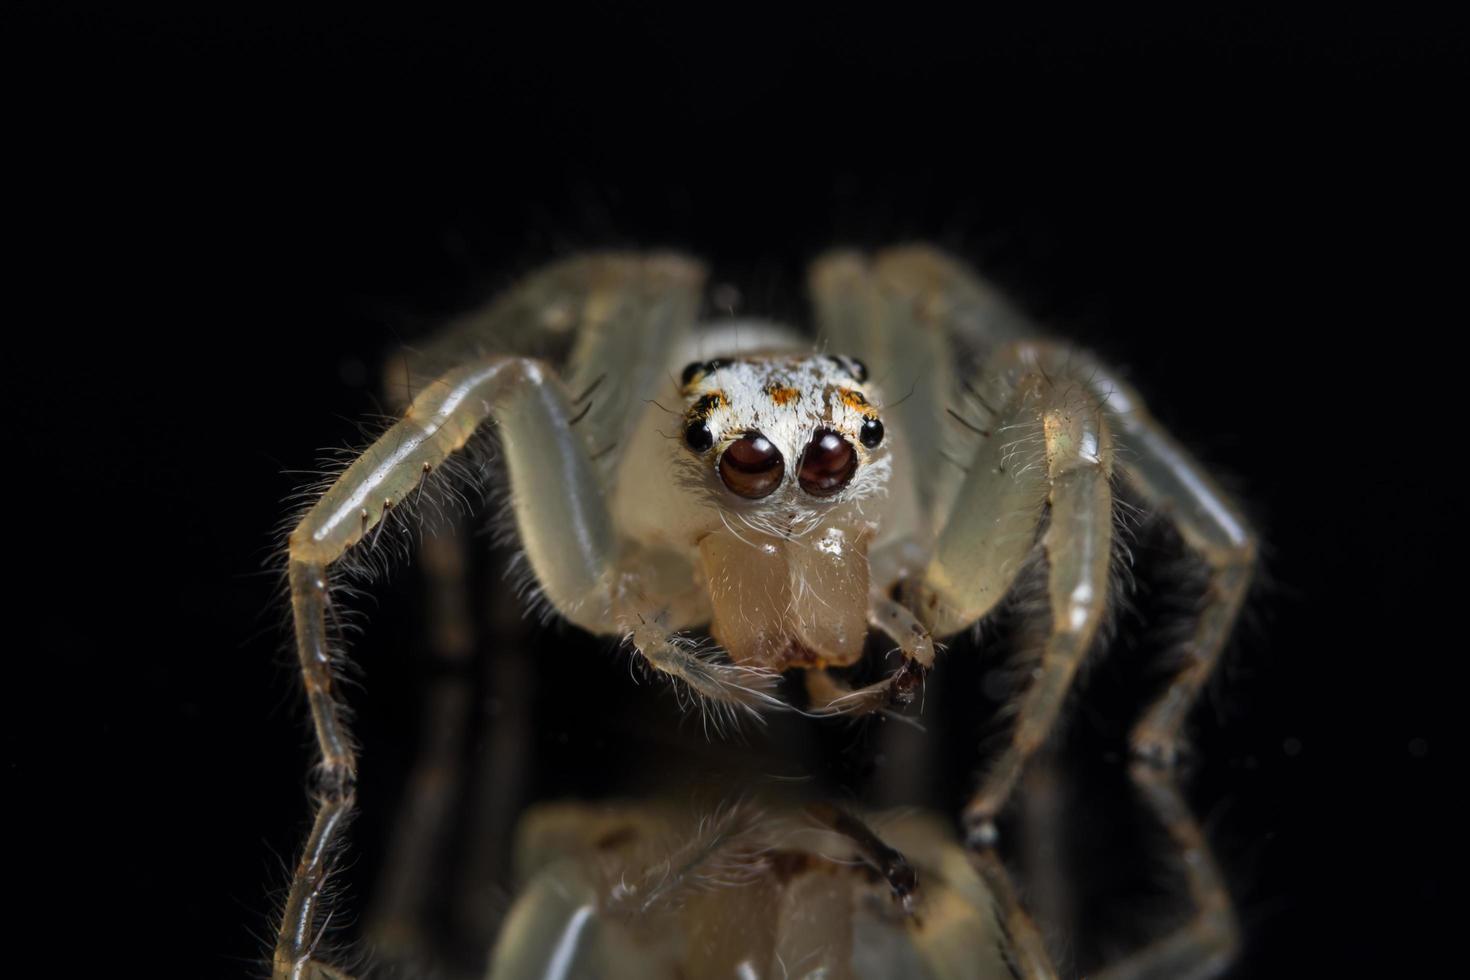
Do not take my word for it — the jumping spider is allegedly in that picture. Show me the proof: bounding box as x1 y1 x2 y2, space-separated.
274 246 1254 979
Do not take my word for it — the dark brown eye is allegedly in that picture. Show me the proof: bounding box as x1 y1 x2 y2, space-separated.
798 429 857 497
718 431 784 499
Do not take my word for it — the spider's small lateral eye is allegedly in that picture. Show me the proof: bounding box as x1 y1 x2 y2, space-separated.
860 417 884 449
685 420 714 453
798 429 858 498
719 431 784 499
850 358 869 382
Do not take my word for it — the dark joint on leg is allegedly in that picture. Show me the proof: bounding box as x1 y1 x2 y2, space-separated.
888 659 928 708
806 802 919 914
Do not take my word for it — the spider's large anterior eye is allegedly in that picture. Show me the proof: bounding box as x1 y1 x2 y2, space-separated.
718 431 784 499
798 429 857 497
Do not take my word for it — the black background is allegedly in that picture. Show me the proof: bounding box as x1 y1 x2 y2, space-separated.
9 6 1457 978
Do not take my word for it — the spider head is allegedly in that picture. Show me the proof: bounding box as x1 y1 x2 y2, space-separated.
676 353 890 528
673 351 891 670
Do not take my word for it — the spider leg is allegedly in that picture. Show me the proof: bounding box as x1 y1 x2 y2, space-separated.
280 355 615 978
968 848 1062 980
277 254 712 978
622 611 786 734
805 802 920 914
388 253 703 466
906 345 1115 846
1085 362 1257 766
1089 763 1238 980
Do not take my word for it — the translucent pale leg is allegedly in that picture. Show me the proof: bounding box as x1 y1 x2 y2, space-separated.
908 346 1115 845
277 356 612 980
279 356 776 975
1091 763 1239 980
965 453 1113 842
971 759 1235 980
1083 359 1257 765
387 253 705 465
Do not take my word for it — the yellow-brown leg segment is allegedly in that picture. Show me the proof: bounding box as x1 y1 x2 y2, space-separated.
969 848 1062 980
1091 763 1239 980
1131 552 1252 767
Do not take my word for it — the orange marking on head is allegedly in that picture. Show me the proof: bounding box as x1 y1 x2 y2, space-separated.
838 388 871 412
766 385 801 406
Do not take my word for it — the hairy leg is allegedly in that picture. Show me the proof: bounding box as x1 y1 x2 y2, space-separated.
955 340 1253 767
907 345 1116 845
622 609 784 734
278 355 613 979
1056 351 1257 765
277 254 714 978
820 249 1253 768
388 252 704 452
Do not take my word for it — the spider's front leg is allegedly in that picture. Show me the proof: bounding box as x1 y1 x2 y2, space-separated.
909 346 1117 847
277 376 767 977
275 254 722 979
278 356 613 980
